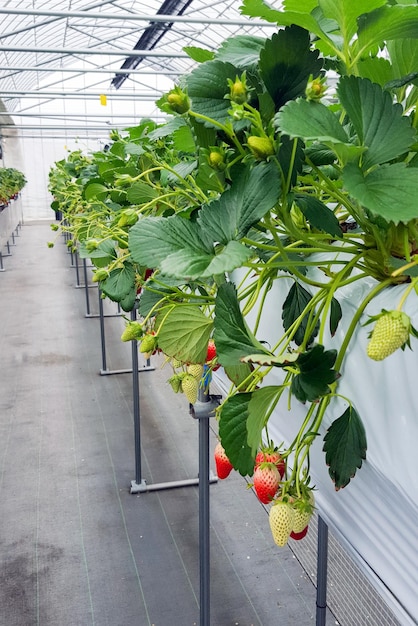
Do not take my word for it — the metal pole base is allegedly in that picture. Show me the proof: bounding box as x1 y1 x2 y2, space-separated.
100 365 155 376
130 472 218 494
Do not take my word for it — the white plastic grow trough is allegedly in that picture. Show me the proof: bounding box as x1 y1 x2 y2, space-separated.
215 266 418 625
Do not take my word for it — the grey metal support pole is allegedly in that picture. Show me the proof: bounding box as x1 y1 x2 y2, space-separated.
191 384 221 626
98 289 107 373
198 387 211 626
131 306 143 487
316 515 329 626
74 250 81 287
83 258 91 316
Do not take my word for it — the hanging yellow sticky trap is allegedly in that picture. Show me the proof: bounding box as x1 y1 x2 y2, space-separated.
100 94 107 106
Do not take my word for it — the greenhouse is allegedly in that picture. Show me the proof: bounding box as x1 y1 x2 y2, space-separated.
1 1 418 625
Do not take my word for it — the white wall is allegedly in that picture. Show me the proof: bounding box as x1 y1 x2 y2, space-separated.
18 135 109 222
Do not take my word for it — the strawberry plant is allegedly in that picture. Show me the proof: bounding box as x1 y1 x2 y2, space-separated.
49 0 418 545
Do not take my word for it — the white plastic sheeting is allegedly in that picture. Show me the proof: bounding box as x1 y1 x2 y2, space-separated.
215 267 418 625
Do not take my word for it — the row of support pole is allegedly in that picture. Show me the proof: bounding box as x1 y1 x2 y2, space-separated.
0 219 22 271
67 236 330 626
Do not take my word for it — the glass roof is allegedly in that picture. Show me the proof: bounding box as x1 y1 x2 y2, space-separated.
0 0 283 137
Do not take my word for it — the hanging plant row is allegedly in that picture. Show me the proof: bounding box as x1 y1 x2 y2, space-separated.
0 167 26 207
48 0 418 547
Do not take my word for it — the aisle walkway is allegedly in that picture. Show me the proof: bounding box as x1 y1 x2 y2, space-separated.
0 222 334 626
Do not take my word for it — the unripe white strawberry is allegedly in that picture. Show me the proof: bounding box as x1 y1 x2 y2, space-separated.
367 310 410 361
181 374 198 404
187 363 204 379
291 492 315 533
269 499 294 547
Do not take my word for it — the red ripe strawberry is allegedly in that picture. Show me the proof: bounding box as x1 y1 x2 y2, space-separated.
206 339 220 370
255 449 285 478
253 463 280 504
214 442 233 479
290 526 309 541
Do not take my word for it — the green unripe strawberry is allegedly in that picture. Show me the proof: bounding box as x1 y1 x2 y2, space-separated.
269 499 294 547
167 91 190 114
92 268 109 282
291 493 315 533
367 310 411 361
121 321 143 342
208 151 225 170
229 78 247 104
171 357 183 369
168 374 182 394
139 333 158 358
247 136 275 160
181 373 199 404
187 363 204 379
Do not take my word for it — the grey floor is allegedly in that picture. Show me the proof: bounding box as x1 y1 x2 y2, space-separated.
0 221 336 626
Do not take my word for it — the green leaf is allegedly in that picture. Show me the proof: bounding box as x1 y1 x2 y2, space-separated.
126 181 159 204
323 406 367 489
337 76 416 169
173 126 196 154
183 46 215 63
159 240 252 279
79 239 117 267
197 162 281 243
186 61 241 126
291 344 338 403
119 286 138 312
247 386 282 456
241 0 326 36
275 99 349 144
214 282 271 367
357 57 393 87
100 262 136 303
259 26 322 110
357 5 418 57
342 162 418 224
165 160 198 184
218 393 255 476
329 297 342 337
387 38 418 85
224 362 254 391
155 304 213 363
147 117 186 140
83 180 108 201
282 282 319 346
129 216 252 280
216 35 266 69
320 0 386 44
294 193 342 238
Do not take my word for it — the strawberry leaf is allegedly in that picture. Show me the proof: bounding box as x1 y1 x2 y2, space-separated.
323 406 367 489
330 297 342 337
259 26 322 110
282 282 319 346
100 262 136 303
155 304 213 363
337 76 416 169
197 162 280 243
294 193 343 238
342 162 418 224
216 35 266 69
224 362 254 391
247 386 282 456
291 344 338 403
214 283 271 367
218 393 255 476
186 60 241 126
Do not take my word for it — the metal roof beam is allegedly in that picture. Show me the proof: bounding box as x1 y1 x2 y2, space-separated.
0 66 180 75
1 92 159 98
0 8 274 27
0 46 190 58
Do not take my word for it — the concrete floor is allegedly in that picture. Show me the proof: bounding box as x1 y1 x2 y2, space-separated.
0 221 337 626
